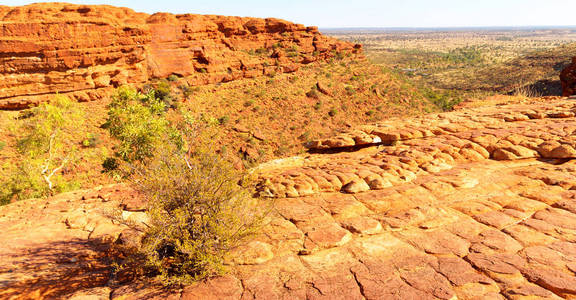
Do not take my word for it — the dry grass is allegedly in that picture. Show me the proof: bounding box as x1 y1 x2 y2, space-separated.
0 57 440 197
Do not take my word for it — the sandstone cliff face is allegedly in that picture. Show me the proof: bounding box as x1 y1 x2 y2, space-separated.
561 57 576 96
0 3 360 109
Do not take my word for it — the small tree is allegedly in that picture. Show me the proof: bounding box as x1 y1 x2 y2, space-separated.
105 86 180 164
106 87 267 284
1 96 83 204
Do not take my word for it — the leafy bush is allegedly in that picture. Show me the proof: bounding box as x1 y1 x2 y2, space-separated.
1 96 83 204
423 88 463 111
0 141 5 151
105 86 180 163
153 80 176 108
106 87 267 284
102 157 120 172
134 147 262 283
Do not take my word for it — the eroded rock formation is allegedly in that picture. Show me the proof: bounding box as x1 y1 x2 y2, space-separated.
0 3 359 109
561 57 576 96
3 98 576 298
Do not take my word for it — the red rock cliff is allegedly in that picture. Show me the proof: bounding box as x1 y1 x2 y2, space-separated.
0 3 360 109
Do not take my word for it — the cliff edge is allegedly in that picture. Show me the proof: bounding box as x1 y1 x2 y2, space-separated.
0 3 360 109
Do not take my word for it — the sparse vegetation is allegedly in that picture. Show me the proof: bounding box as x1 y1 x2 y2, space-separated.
422 88 463 111
331 29 576 96
0 96 83 204
106 90 266 285
1 52 447 203
105 86 180 164
178 84 194 98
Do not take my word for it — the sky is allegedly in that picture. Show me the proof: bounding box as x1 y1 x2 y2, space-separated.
2 0 576 28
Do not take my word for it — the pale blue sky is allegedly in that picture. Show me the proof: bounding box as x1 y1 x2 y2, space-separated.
2 0 576 28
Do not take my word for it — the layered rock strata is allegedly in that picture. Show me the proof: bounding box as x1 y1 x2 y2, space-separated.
0 3 359 109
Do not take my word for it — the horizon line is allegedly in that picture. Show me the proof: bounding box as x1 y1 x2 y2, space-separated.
320 25 576 30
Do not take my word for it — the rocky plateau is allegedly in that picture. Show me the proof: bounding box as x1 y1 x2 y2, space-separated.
3 97 576 299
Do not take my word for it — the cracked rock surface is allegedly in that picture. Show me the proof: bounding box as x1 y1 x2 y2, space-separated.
3 98 576 299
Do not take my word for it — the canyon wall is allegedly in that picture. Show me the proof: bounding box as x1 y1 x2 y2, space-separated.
0 3 360 109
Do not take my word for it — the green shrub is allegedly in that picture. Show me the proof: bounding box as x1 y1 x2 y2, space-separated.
298 131 311 142
121 118 266 285
104 88 267 284
105 86 180 163
1 96 83 204
255 47 268 55
422 88 463 112
286 52 299 58
345 86 356 95
0 141 5 151
102 157 120 172
152 80 176 108
167 74 179 82
153 81 170 99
